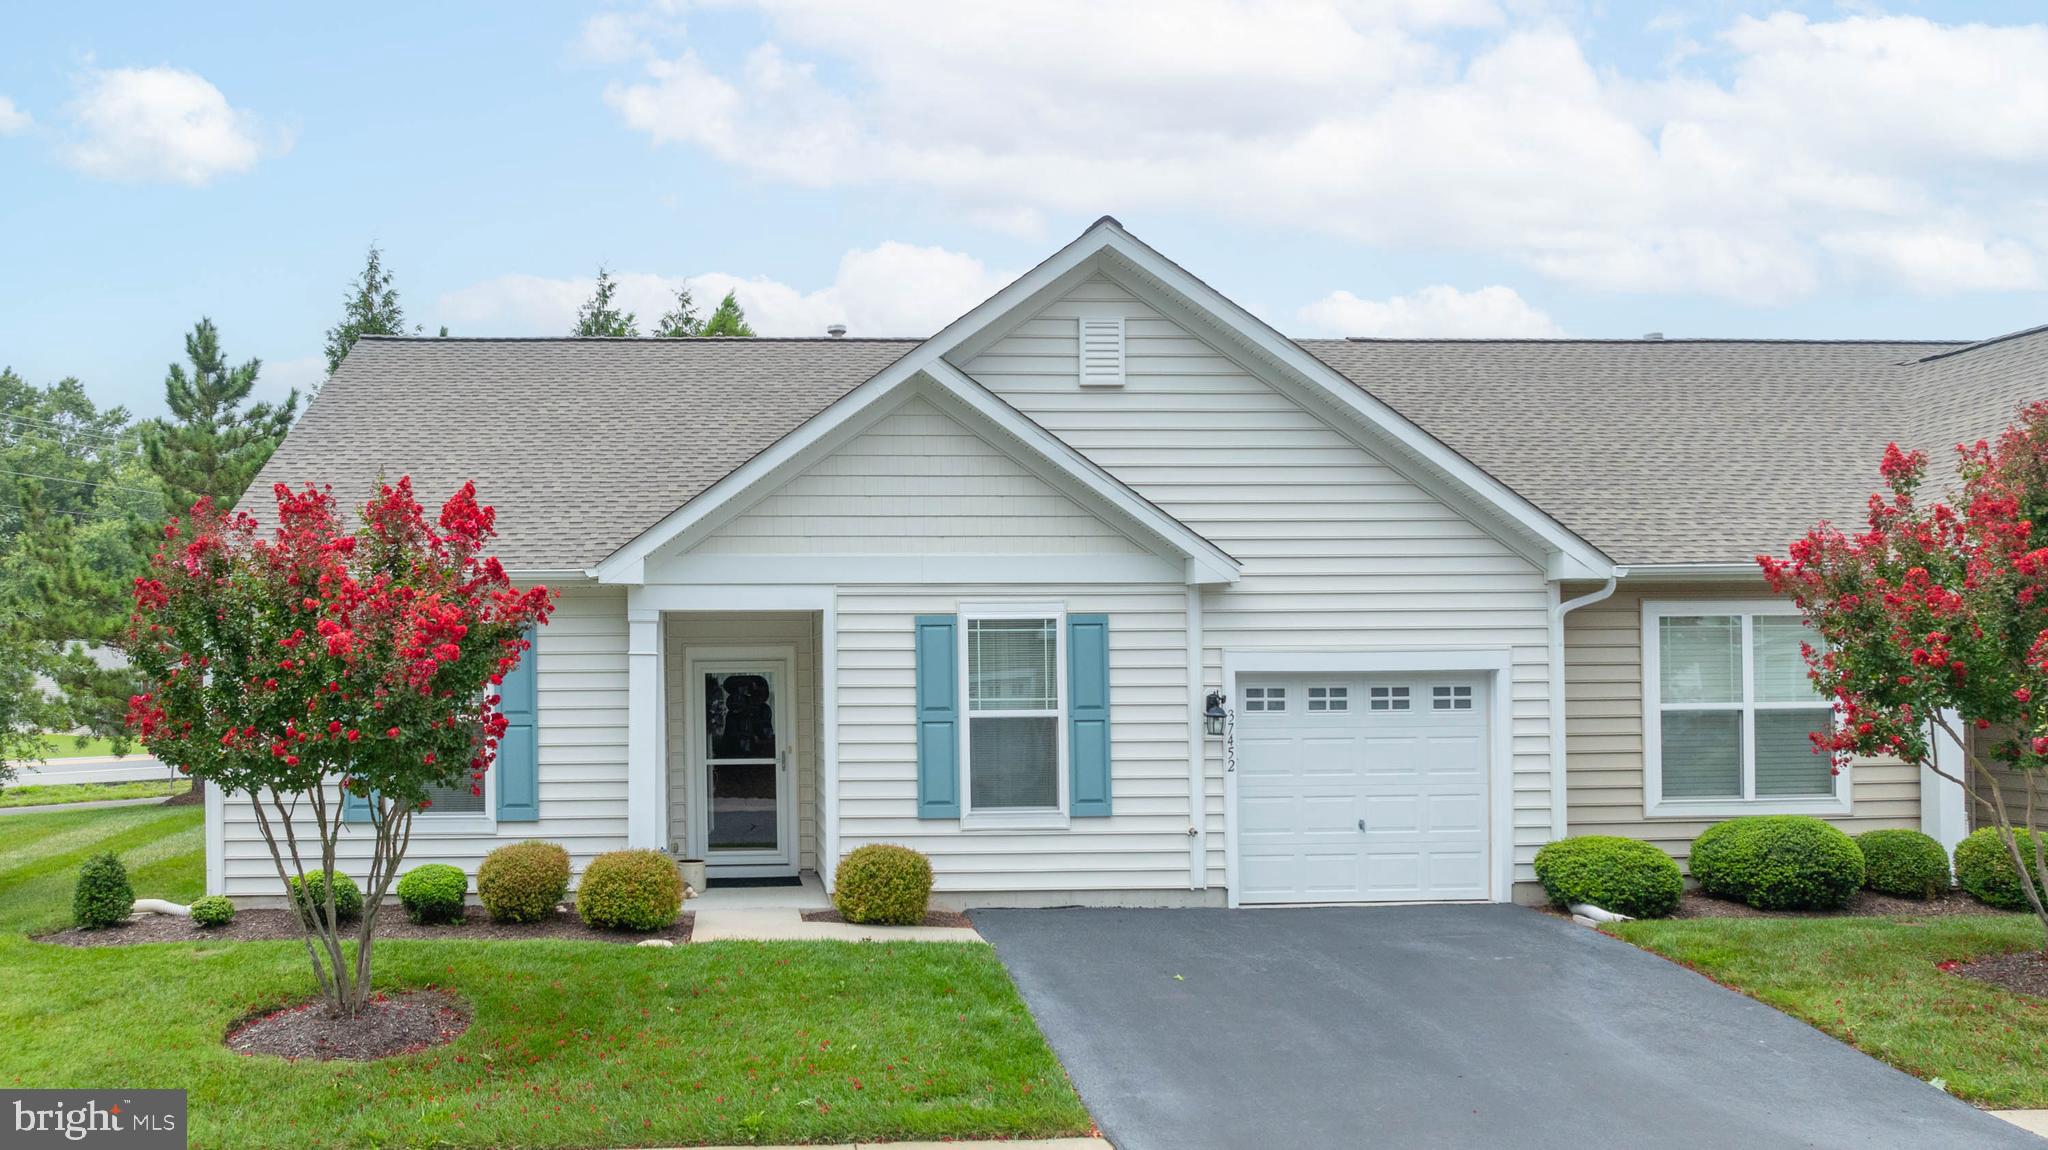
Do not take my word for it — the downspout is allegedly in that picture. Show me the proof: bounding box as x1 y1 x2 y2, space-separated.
1186 586 1207 890
1549 573 1621 841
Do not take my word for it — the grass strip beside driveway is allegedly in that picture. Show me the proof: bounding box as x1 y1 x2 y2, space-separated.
1613 914 2048 1109
0 779 189 809
0 804 1090 1148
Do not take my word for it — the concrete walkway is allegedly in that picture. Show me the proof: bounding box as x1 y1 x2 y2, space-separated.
687 874 984 943
1996 1111 2048 1140
663 1141 1105 1149
0 797 173 817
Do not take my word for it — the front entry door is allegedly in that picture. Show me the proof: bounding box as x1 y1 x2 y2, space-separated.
689 651 796 877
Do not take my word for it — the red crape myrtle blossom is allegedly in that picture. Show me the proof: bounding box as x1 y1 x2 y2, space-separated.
127 477 553 1017
1759 401 2048 947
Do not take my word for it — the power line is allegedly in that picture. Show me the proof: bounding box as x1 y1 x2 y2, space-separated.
0 412 133 445
0 467 166 500
0 430 140 462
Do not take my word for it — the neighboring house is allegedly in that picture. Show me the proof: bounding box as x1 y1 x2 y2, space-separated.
210 218 2038 907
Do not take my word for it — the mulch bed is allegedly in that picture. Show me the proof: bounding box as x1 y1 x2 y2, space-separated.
37 906 692 946
800 907 974 928
226 989 469 1061
1671 889 2012 920
1943 950 2048 998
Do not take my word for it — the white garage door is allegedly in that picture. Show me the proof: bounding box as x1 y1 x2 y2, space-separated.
1235 674 1490 903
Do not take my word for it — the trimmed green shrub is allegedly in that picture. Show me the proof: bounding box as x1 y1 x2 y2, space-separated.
477 840 570 923
1689 816 1864 911
188 895 236 928
1855 828 1951 900
1533 835 1683 919
833 844 935 926
1955 826 2047 911
396 863 468 925
288 870 362 925
576 849 682 932
73 852 134 929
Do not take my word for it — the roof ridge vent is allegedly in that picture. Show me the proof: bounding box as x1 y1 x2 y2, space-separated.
1643 332 1664 340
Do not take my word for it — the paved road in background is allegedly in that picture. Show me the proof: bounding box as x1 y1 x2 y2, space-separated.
9 755 173 785
974 903 2039 1150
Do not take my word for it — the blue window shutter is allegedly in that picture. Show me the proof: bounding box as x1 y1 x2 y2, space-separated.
495 624 541 822
342 789 372 824
914 615 961 819
1068 614 1112 818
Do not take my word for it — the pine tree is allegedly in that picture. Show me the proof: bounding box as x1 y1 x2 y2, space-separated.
573 267 639 337
700 290 755 338
143 319 298 514
322 244 411 377
652 284 701 337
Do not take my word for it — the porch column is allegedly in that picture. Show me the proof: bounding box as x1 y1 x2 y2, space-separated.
626 605 666 850
1921 708 1968 854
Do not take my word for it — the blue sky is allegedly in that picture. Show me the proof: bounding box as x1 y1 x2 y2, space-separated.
3 1 2046 416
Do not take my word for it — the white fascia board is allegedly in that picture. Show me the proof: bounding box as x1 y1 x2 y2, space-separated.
919 359 1239 584
1073 227 1617 581
1620 563 1769 584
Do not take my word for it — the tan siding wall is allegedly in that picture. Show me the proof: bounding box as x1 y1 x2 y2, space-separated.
962 275 1556 886
1965 727 2048 833
1564 579 1920 863
221 585 631 896
697 395 1149 556
833 583 1195 894
664 612 821 871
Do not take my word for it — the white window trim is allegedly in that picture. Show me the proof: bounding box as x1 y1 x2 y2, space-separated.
414 749 497 834
1642 598 1850 819
958 600 1069 831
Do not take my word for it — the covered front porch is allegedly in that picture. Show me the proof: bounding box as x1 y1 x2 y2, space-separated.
634 603 831 886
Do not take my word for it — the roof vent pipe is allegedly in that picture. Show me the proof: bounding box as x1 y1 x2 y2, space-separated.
826 324 847 338
1643 332 1664 340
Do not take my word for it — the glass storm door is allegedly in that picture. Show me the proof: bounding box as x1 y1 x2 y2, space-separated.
698 661 792 872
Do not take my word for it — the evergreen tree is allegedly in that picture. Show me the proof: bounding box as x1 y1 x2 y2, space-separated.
143 319 298 514
573 267 639 337
652 284 701 337
323 244 411 377
699 290 755 338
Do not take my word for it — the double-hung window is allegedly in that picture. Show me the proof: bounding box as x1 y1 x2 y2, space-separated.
1644 600 1845 817
962 605 1066 824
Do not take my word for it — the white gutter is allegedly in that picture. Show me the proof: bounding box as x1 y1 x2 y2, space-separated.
1549 572 1623 839
1186 586 1206 890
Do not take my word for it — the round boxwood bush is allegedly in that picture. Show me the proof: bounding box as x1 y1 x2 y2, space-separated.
833 844 935 926
576 849 682 931
73 852 134 929
477 840 570 923
1955 826 2047 911
288 870 362 925
1532 835 1683 919
188 895 236 928
396 863 468 925
1689 815 1864 911
1855 828 1951 900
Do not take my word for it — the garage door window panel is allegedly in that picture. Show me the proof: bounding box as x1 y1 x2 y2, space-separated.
1646 602 1842 817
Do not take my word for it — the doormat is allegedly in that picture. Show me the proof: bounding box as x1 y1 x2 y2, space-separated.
707 876 803 889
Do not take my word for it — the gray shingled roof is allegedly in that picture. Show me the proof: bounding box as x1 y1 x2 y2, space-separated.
244 337 916 570
253 327 2048 572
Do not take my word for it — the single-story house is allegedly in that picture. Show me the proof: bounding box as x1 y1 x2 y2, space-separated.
211 216 2039 907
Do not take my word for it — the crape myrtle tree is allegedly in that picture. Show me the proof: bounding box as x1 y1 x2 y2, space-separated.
125 477 553 1016
1760 401 2048 948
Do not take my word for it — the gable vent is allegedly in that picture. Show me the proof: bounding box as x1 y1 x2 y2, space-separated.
1079 316 1126 388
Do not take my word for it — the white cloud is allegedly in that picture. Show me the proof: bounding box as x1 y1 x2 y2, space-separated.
592 3 2048 300
435 241 1011 337
1298 285 1564 337
263 354 332 402
65 66 277 185
0 96 31 135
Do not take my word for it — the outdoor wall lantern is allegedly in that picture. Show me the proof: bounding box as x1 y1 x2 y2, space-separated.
1203 691 1228 738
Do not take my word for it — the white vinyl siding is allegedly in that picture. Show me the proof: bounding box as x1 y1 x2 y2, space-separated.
835 583 1194 895
664 611 821 871
1563 580 1920 865
696 395 1150 556
961 274 1557 888
218 584 630 897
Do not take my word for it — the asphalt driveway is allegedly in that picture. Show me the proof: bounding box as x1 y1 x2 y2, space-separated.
972 904 2038 1150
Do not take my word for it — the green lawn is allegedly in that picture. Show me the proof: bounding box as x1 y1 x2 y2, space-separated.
0 779 189 809
0 805 1089 1148
14 735 137 760
1613 914 2048 1108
